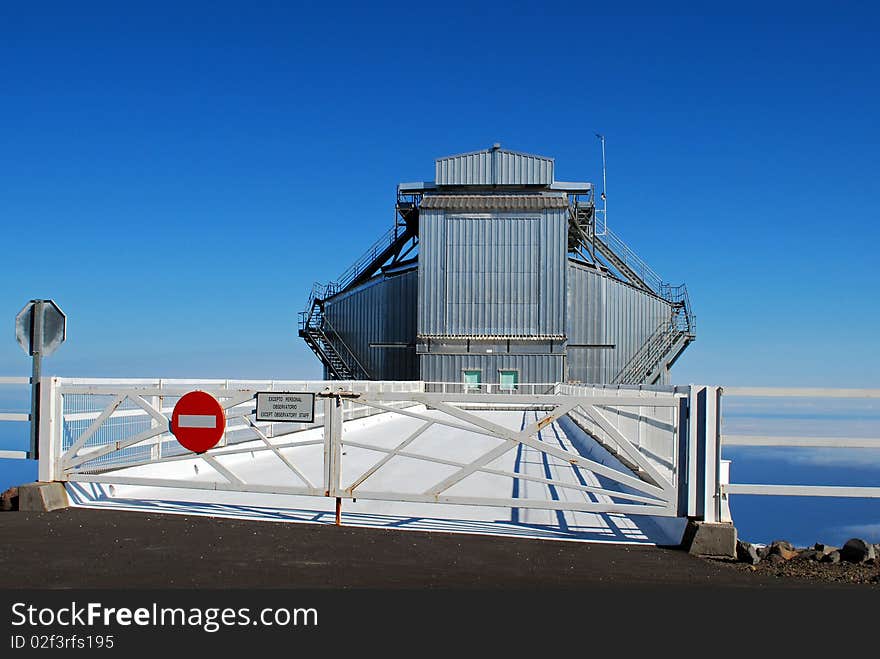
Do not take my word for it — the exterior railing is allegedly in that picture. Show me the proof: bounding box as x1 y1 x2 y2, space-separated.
422 382 561 395
598 226 666 294
301 222 402 323
720 387 880 500
299 281 326 332
589 212 695 341
320 315 372 380
331 224 400 294
0 377 30 460
10 375 879 529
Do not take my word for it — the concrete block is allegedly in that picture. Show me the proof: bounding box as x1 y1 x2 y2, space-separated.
681 520 737 558
18 482 69 512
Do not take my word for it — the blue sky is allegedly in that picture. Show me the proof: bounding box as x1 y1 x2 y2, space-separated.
1 2 877 385
1 3 878 538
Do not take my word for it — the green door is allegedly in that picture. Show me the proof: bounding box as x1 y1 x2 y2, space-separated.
463 369 482 392
499 370 519 392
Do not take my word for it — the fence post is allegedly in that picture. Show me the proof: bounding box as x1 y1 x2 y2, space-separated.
676 393 690 517
322 394 343 498
37 377 60 482
322 396 333 496
686 385 700 517
150 395 162 461
716 387 731 523
685 385 723 523
700 387 720 523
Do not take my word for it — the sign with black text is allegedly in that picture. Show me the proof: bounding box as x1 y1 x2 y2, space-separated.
255 392 315 424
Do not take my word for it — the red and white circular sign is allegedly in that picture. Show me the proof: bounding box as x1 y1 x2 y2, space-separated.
170 391 226 454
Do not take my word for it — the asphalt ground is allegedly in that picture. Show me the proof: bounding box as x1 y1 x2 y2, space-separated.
0 508 871 590
6 510 879 655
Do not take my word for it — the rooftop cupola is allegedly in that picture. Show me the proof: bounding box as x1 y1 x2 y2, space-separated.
434 144 555 187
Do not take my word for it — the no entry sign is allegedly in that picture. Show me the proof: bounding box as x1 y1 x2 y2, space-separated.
171 391 226 454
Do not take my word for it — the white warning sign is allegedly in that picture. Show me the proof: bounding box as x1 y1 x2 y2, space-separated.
255 392 315 423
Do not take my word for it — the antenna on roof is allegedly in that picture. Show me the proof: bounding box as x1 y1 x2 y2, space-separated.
595 133 607 236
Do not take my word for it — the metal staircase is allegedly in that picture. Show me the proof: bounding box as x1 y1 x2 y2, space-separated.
571 205 664 294
300 293 370 380
299 198 420 380
570 203 696 384
612 314 693 385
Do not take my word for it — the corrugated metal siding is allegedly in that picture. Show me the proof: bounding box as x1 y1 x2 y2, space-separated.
435 149 554 186
497 150 553 185
418 209 566 337
446 217 539 334
323 269 418 380
418 208 446 336
436 150 492 185
420 353 563 385
544 208 568 336
566 261 671 383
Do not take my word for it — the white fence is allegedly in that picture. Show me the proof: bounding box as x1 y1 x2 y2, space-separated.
31 378 712 521
0 376 30 460
12 376 878 526
720 387 880 499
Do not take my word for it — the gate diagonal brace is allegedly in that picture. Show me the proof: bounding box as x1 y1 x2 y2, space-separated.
422 400 579 497
582 405 674 493
435 400 667 498
62 394 127 467
232 390 670 507
339 438 665 505
567 405 669 492
346 421 434 493
245 416 315 489
345 394 668 500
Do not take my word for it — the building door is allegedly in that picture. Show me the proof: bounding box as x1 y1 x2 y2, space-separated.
499 369 519 392
463 369 482 393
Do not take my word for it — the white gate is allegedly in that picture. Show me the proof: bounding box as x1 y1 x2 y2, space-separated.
37 378 711 521
321 387 683 516
14 376 880 532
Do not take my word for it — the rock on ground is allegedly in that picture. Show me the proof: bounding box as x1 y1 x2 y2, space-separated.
840 538 876 564
0 487 18 512
769 540 799 561
821 550 841 564
736 540 760 565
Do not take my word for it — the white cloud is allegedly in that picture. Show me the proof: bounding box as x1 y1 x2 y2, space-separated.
726 446 880 469
834 523 880 541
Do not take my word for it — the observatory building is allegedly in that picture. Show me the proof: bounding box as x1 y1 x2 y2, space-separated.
300 145 695 387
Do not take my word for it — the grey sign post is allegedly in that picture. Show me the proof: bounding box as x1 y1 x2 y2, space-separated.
15 299 66 460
